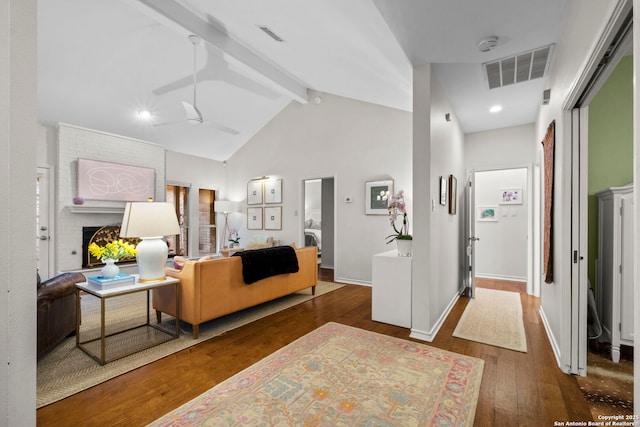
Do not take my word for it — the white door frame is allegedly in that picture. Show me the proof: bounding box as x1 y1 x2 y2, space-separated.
466 165 535 295
37 166 54 278
561 0 633 377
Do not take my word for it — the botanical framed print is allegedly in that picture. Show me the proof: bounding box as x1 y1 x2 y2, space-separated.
448 175 457 215
365 180 393 215
264 206 282 230
439 176 447 206
499 188 522 205
247 181 263 205
247 207 263 230
264 179 282 204
477 206 498 222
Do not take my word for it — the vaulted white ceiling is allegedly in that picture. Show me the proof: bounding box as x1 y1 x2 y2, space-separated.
38 0 569 161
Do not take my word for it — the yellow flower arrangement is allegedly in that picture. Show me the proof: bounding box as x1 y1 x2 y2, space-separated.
88 239 137 261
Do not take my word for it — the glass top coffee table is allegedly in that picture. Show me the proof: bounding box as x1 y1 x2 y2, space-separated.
75 276 180 365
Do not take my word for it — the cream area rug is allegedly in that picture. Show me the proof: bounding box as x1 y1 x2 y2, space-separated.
37 281 343 408
452 287 527 352
149 322 485 427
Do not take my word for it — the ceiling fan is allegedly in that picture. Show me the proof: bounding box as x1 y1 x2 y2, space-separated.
154 34 240 135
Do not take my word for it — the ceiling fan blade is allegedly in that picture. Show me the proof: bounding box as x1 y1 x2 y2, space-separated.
206 120 240 135
153 119 185 128
181 101 203 122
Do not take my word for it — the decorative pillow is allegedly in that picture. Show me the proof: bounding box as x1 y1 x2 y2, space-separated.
198 255 213 262
172 256 188 270
246 242 273 250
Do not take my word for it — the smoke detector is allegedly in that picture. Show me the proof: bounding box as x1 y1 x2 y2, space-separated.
478 36 500 53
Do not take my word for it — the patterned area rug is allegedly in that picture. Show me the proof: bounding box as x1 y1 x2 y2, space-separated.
453 288 527 352
149 322 484 427
37 281 343 408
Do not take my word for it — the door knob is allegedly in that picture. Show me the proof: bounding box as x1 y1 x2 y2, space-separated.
468 237 480 242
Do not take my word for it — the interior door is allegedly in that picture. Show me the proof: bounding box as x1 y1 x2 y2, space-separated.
36 167 52 278
464 173 478 298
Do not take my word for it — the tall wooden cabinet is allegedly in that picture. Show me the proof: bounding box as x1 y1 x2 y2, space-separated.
595 184 634 362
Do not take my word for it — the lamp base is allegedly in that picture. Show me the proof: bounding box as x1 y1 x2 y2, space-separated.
136 237 169 282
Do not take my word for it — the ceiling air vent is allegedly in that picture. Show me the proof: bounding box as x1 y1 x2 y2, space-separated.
483 44 555 90
258 25 285 43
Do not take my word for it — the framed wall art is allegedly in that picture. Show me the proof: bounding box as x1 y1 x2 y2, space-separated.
264 206 282 230
247 181 263 205
365 179 393 215
264 179 283 204
477 206 498 222
448 175 457 215
499 188 522 205
247 207 263 230
77 158 155 202
440 176 447 206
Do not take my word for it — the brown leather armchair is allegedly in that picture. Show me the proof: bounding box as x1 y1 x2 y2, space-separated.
37 272 86 360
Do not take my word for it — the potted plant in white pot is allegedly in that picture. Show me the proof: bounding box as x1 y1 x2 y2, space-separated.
385 190 412 256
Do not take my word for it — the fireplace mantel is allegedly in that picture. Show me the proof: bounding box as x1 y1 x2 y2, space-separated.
66 205 125 214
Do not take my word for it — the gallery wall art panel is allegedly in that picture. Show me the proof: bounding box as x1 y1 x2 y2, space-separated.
77 159 155 202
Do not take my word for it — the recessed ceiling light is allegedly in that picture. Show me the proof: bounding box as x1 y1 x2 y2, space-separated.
489 105 503 113
137 109 152 120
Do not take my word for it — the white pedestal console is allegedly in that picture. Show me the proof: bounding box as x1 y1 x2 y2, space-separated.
372 250 411 328
596 184 634 362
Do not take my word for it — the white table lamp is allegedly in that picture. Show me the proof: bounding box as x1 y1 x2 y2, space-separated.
120 202 180 282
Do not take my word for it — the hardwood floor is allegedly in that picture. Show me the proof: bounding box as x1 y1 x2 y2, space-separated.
37 275 593 426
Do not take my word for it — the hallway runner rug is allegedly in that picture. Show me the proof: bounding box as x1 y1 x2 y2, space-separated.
149 322 484 427
37 281 343 408
453 287 527 352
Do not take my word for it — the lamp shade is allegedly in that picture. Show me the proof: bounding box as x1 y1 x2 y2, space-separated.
120 202 180 238
214 200 238 213
120 202 180 282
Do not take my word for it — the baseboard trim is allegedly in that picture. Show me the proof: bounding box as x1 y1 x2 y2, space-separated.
410 291 460 342
476 273 527 282
334 277 371 287
539 306 562 369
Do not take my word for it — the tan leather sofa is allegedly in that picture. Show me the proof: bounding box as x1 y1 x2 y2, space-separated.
153 246 318 338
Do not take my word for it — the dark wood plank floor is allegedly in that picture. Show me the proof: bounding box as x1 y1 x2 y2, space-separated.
37 273 593 426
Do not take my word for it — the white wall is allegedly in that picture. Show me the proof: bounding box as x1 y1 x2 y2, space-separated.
1 0 38 424
226 91 412 284
535 0 621 371
474 168 528 281
165 150 226 256
411 64 466 341
55 124 166 271
465 124 535 171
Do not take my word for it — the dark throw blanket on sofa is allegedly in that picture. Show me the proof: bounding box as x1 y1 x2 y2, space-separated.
232 246 300 284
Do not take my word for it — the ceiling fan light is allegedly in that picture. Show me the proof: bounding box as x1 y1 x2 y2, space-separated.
137 109 152 120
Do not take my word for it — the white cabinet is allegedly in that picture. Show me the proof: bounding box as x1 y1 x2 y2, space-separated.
596 184 634 362
372 250 411 328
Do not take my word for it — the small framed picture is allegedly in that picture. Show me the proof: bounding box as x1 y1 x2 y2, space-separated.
365 180 393 215
499 188 522 205
448 175 457 215
264 206 282 230
264 179 282 204
440 176 447 206
247 181 263 205
477 206 498 222
247 207 263 230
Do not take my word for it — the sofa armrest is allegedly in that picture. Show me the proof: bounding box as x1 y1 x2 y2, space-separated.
37 272 86 300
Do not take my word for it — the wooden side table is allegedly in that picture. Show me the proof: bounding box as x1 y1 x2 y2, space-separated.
75 275 180 365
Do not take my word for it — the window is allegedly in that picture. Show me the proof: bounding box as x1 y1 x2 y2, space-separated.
166 184 189 256
198 189 217 255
